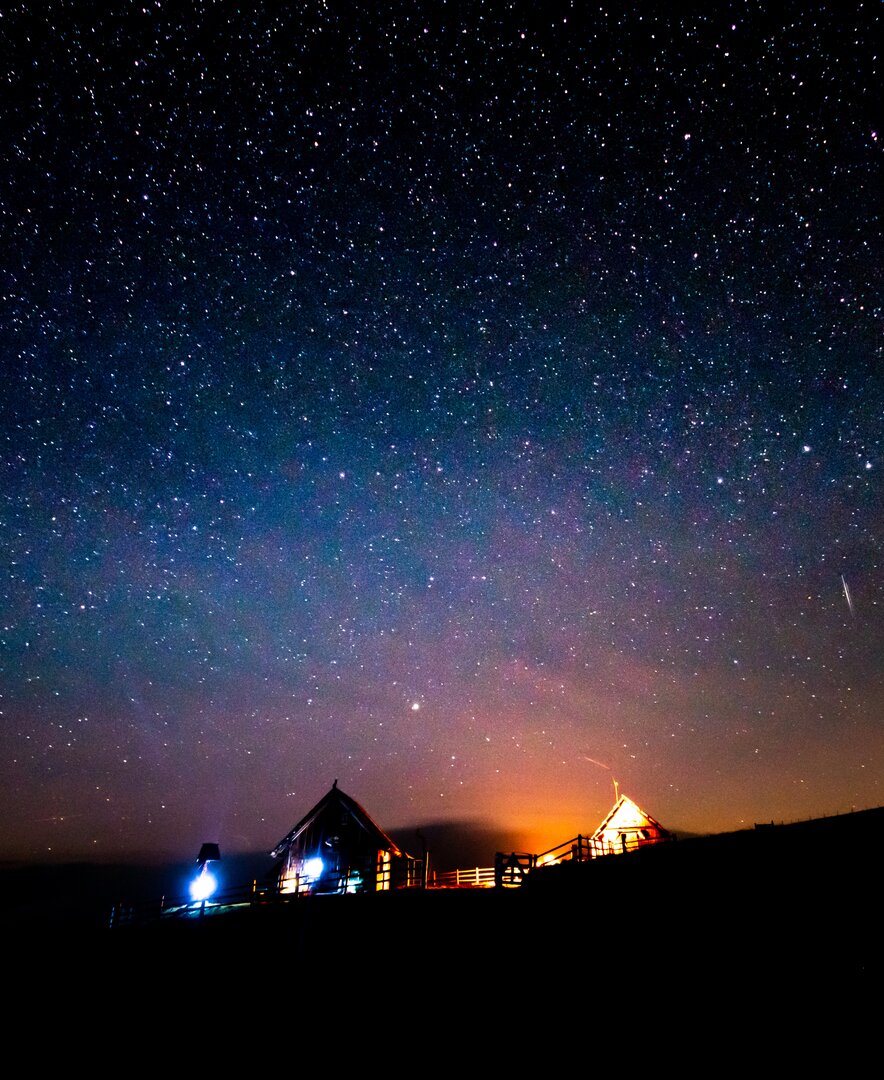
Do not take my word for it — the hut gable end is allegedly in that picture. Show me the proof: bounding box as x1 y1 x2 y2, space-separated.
591 793 671 855
270 782 414 895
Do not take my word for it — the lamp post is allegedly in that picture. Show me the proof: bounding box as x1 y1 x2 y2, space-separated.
191 842 221 913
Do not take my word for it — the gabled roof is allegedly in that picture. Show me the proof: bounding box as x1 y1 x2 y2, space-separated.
591 793 670 840
270 781 405 859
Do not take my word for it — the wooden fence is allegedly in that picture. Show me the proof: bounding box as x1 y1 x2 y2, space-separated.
110 833 677 926
493 830 676 887
110 865 424 929
429 866 496 889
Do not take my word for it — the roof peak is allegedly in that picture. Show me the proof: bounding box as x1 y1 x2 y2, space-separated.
270 782 405 859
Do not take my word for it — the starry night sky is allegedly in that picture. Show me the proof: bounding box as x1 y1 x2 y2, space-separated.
2 1 881 863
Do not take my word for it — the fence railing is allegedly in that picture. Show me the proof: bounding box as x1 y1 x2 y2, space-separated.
429 866 496 889
493 831 676 887
110 878 266 929
110 833 678 925
535 830 674 866
277 859 422 896
110 864 424 929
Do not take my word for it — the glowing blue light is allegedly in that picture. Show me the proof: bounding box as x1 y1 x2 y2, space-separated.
303 857 324 880
190 870 217 902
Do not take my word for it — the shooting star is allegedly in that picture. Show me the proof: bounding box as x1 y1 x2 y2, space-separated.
581 755 612 771
841 575 855 616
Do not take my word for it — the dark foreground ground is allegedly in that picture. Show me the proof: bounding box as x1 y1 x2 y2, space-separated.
7 809 881 1048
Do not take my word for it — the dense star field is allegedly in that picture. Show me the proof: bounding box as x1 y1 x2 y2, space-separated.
1 2 880 862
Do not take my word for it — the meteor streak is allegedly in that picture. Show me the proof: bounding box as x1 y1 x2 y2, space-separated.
582 755 612 770
841 575 855 616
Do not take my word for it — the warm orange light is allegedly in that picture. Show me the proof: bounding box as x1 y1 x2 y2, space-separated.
591 794 671 856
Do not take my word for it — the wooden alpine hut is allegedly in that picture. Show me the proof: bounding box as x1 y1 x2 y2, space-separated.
270 781 420 895
591 793 672 856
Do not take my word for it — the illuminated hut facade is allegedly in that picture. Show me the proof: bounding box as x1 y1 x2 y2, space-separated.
270 781 419 895
591 794 672 856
